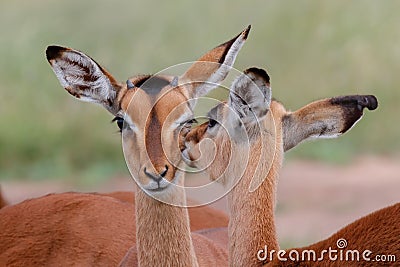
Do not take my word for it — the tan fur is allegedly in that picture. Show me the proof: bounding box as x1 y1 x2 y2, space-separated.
97 191 230 230
119 231 230 267
184 67 380 266
228 104 284 266
186 101 285 266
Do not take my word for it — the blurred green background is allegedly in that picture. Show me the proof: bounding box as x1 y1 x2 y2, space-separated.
0 0 399 182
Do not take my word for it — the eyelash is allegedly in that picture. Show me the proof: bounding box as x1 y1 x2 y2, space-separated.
112 117 124 132
180 118 198 127
187 118 198 125
178 118 197 136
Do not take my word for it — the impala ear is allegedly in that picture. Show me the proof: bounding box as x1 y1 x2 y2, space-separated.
282 95 378 151
180 25 251 100
228 67 272 127
46 45 123 115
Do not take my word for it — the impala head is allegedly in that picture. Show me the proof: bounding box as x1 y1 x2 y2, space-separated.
183 67 274 186
183 67 378 186
46 26 250 199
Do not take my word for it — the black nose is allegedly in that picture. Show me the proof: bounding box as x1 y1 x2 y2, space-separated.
144 166 168 182
357 95 378 111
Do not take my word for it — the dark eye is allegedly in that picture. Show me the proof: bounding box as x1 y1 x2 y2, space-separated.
179 118 197 136
208 119 217 129
181 118 198 128
112 117 124 132
186 118 198 125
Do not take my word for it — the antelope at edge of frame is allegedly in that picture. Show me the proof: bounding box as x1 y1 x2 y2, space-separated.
183 66 397 266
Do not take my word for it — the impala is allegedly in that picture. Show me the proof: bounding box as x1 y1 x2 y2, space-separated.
183 67 388 266
0 26 252 266
46 26 254 266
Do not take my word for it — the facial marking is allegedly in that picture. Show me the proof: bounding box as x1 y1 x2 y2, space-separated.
145 110 164 168
120 80 193 186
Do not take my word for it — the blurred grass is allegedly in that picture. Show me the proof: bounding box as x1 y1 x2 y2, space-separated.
0 0 399 181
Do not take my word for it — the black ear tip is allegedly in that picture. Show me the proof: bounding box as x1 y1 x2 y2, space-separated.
330 95 378 111
244 67 270 83
242 25 251 40
356 95 378 111
365 95 378 110
46 45 66 61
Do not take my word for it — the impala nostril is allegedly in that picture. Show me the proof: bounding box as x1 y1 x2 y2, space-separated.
144 167 162 182
160 165 168 177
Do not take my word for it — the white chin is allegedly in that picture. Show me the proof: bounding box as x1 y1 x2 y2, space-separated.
181 149 196 167
142 179 170 191
140 174 188 205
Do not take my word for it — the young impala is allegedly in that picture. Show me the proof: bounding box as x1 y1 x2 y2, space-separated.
47 26 254 266
182 67 395 266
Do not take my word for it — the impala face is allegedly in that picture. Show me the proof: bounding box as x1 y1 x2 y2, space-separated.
182 102 233 182
46 26 250 200
183 68 273 186
117 75 196 193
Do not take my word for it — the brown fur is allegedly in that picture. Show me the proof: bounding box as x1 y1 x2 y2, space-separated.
0 193 135 266
267 203 400 266
0 191 229 267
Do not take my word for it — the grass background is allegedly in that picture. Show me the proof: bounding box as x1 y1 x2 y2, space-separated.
0 0 399 182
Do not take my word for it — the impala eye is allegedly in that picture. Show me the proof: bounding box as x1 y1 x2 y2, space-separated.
180 118 198 128
208 119 217 129
112 117 124 132
179 118 197 136
186 118 198 125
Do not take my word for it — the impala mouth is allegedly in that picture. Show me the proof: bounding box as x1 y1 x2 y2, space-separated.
181 148 196 168
181 148 190 161
141 174 184 196
147 186 169 192
142 179 171 192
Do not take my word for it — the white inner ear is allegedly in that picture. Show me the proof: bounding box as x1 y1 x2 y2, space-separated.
192 34 247 98
229 73 271 123
51 50 116 104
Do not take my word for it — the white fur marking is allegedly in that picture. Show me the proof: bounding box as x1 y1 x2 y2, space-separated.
50 50 115 105
193 30 247 97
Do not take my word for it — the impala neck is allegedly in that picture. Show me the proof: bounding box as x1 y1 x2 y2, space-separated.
227 114 283 266
135 173 198 267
